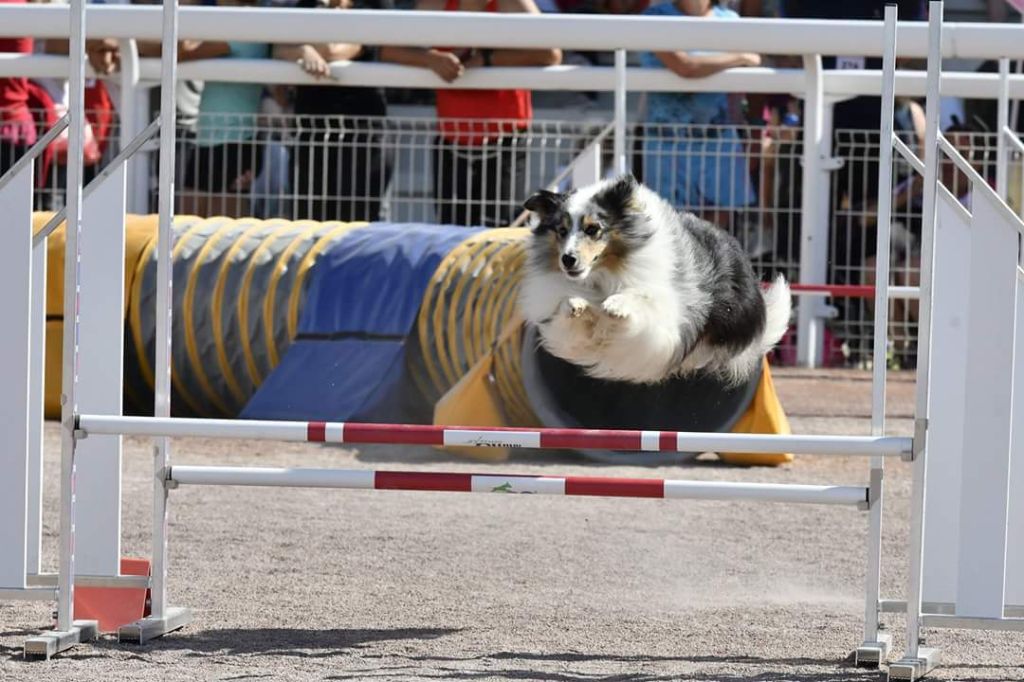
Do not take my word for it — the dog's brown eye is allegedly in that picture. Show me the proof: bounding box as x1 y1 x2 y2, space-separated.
584 224 600 237
557 227 568 238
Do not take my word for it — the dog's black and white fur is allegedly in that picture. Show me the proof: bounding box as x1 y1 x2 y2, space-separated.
518 174 791 385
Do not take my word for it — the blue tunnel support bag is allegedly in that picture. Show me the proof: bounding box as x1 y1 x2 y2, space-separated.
241 223 478 423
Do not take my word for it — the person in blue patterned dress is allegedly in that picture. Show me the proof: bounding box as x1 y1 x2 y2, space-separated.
639 0 761 227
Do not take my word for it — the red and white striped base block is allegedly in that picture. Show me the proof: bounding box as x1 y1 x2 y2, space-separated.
77 415 913 457
168 465 868 506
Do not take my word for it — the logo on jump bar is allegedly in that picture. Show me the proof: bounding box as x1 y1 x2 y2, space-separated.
490 481 535 494
463 436 524 448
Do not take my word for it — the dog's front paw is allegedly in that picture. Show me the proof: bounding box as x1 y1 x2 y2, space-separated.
562 296 591 319
601 294 635 319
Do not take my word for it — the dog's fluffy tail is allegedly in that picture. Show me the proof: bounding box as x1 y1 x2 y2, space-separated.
760 274 792 354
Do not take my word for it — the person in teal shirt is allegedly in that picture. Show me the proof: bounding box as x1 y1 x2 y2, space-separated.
639 0 761 229
179 1 270 217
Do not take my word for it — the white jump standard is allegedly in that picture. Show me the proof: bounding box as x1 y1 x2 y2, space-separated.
2 1 1024 678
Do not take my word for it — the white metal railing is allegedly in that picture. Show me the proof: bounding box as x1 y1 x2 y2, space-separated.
3 6 1023 367
1 5 1023 58
5 55 1024 100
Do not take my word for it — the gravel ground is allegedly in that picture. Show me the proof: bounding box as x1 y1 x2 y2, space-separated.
2 369 1022 681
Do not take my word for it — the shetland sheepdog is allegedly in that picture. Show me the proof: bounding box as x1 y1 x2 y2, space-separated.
518 174 791 385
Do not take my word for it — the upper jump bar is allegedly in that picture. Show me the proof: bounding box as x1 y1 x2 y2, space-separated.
77 415 913 457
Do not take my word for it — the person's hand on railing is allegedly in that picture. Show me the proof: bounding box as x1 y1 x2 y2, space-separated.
296 44 331 78
427 50 465 82
738 53 762 68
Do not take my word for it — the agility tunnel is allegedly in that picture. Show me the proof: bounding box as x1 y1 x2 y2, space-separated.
35 213 791 465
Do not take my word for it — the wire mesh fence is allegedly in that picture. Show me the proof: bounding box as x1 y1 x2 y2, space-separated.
12 108 1020 369
170 113 609 226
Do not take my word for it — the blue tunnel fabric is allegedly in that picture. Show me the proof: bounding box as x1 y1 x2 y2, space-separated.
241 223 480 422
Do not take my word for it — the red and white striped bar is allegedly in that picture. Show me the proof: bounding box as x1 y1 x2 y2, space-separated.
78 415 913 457
167 466 868 506
787 284 920 300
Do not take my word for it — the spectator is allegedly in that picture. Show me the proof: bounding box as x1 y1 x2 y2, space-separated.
179 0 269 218
0 0 36 175
390 0 561 227
274 0 401 221
639 0 761 230
26 0 119 209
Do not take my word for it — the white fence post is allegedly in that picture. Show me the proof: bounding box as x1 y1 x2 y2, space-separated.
855 5 898 667
118 38 146 215
0 164 35 592
572 142 601 188
53 0 89 643
75 162 127 577
27 233 47 578
898 2 944 673
951 191 1018 618
614 49 627 176
117 0 194 645
796 54 833 367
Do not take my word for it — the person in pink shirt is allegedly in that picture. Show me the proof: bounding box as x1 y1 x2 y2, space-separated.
0 0 37 175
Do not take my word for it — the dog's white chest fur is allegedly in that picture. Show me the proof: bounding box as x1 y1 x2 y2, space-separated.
519 227 696 383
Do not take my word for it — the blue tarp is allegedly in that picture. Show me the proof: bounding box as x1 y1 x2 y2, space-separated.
241 223 479 422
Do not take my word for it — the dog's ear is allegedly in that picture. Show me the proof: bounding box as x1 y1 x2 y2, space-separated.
523 189 565 217
596 174 638 214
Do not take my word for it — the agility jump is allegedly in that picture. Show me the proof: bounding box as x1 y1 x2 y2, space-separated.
1 3 1023 680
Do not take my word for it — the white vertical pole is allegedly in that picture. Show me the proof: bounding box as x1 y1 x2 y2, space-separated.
151 0 179 620
796 54 829 367
863 3 898 652
57 0 88 632
614 49 627 176
904 0 944 661
119 38 143 214
134 87 153 213
0 164 34 591
572 142 602 188
997 58 1009 202
27 234 47 577
76 162 127 577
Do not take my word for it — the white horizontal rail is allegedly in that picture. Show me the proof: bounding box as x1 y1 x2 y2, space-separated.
1 6 1024 59
26 573 151 589
168 465 869 506
825 70 1024 100
78 415 914 457
4 54 1024 101
0 587 58 602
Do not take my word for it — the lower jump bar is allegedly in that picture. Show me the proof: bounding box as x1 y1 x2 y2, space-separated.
78 415 911 457
168 466 868 506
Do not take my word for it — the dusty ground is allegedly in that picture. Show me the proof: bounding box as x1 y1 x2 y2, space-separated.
2 369 1022 681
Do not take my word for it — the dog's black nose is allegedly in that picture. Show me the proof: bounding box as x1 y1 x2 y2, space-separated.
561 254 578 269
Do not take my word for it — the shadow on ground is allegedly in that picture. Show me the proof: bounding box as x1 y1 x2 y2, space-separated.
78 626 461 660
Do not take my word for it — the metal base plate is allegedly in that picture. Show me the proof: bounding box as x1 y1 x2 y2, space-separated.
889 647 941 681
24 620 98 660
117 607 192 644
854 632 892 668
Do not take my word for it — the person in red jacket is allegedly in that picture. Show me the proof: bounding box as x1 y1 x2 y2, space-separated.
0 0 36 176
390 0 560 227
